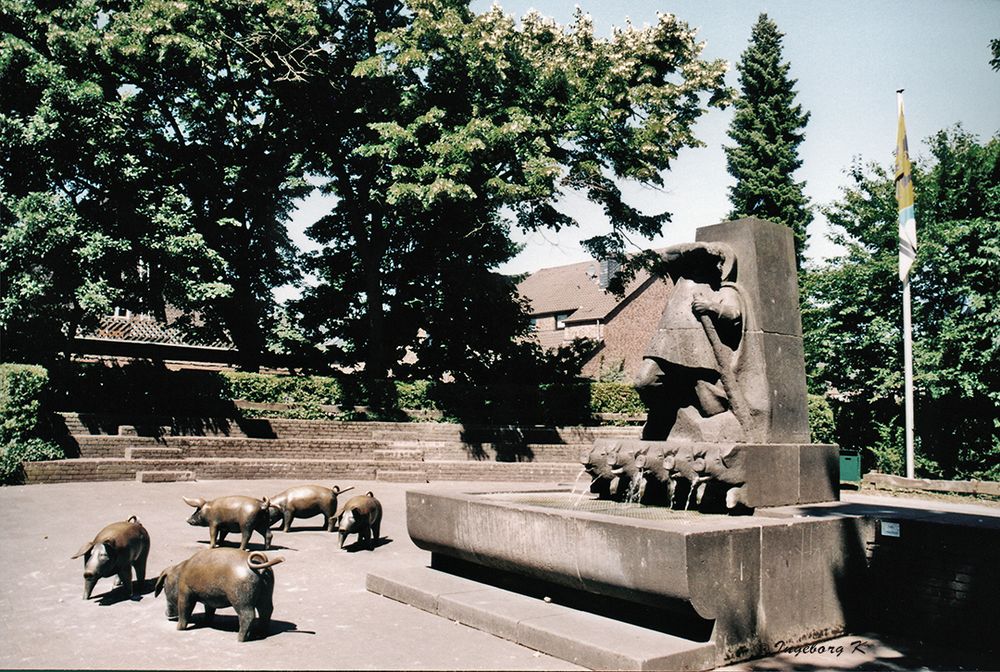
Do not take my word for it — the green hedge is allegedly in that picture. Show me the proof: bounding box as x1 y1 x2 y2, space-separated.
219 371 340 405
590 382 646 416
1 364 63 484
807 394 836 444
52 364 342 417
43 364 850 438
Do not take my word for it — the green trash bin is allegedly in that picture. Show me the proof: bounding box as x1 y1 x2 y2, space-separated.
839 449 861 482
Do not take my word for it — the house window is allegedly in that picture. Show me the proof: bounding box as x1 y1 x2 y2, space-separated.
555 313 572 329
529 318 538 330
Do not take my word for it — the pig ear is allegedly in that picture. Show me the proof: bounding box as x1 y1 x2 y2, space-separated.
182 497 204 508
71 541 94 559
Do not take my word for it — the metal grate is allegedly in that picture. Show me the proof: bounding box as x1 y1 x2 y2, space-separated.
484 492 724 521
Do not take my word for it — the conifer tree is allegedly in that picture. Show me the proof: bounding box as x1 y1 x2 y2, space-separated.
724 14 811 268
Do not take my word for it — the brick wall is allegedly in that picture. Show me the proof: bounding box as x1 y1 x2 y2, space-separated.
581 277 670 381
865 517 1000 650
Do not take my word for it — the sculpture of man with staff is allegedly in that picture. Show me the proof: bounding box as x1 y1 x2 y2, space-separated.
634 241 753 442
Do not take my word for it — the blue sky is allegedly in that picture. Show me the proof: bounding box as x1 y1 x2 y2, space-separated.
287 0 1000 280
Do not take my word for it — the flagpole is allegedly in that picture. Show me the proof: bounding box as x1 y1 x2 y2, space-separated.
897 90 915 479
903 269 914 479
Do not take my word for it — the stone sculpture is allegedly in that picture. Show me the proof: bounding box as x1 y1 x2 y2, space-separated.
71 515 150 600
580 219 819 512
155 547 284 642
634 241 764 443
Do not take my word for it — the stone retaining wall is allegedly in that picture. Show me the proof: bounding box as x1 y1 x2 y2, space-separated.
26 413 625 485
866 515 1000 647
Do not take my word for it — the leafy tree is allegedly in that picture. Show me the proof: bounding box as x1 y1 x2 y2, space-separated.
803 126 1000 479
990 37 999 71
1 0 227 364
294 0 732 387
102 0 323 369
1 1 325 370
724 13 811 268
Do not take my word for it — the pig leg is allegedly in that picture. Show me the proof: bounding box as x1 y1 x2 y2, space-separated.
132 557 147 597
239 526 252 551
282 510 293 533
236 605 256 642
253 598 274 641
176 591 195 631
372 519 381 541
203 605 216 625
256 519 274 551
209 522 219 548
117 566 133 597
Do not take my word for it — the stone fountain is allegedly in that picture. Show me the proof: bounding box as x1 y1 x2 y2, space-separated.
368 218 867 670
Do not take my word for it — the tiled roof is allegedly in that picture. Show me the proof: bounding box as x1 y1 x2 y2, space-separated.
78 314 232 349
516 258 653 324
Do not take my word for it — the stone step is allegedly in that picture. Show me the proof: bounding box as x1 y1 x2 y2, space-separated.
23 457 582 485
373 449 425 460
376 470 429 483
126 447 183 460
389 440 461 449
136 470 195 483
373 460 426 471
367 566 717 671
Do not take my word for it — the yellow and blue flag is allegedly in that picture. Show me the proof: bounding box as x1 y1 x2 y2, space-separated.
895 93 917 282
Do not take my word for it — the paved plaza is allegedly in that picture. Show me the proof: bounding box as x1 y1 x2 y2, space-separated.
1 478 995 670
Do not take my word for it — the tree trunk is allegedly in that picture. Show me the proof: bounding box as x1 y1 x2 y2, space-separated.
362 238 387 392
223 287 265 372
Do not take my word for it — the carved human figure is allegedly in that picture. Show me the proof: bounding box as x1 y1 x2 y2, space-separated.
634 242 749 442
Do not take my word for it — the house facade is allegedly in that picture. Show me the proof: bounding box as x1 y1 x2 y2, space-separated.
516 257 670 381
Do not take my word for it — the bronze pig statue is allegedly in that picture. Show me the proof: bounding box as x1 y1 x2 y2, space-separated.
267 484 353 532
71 515 150 600
155 547 284 642
183 495 273 550
335 491 382 549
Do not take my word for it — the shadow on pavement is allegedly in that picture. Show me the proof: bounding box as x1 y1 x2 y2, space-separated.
343 537 393 553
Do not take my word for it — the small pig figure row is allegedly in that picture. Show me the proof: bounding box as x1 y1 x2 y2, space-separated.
183 485 383 550
71 485 383 642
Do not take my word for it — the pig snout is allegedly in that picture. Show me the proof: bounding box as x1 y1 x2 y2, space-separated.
80 544 112 599
183 497 207 526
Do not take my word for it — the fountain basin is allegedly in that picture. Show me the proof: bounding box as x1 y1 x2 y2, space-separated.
405 487 869 667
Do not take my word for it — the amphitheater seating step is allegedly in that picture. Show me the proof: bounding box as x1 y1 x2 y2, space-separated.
376 470 429 483
373 449 425 461
136 470 195 483
127 447 183 460
32 414 623 485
